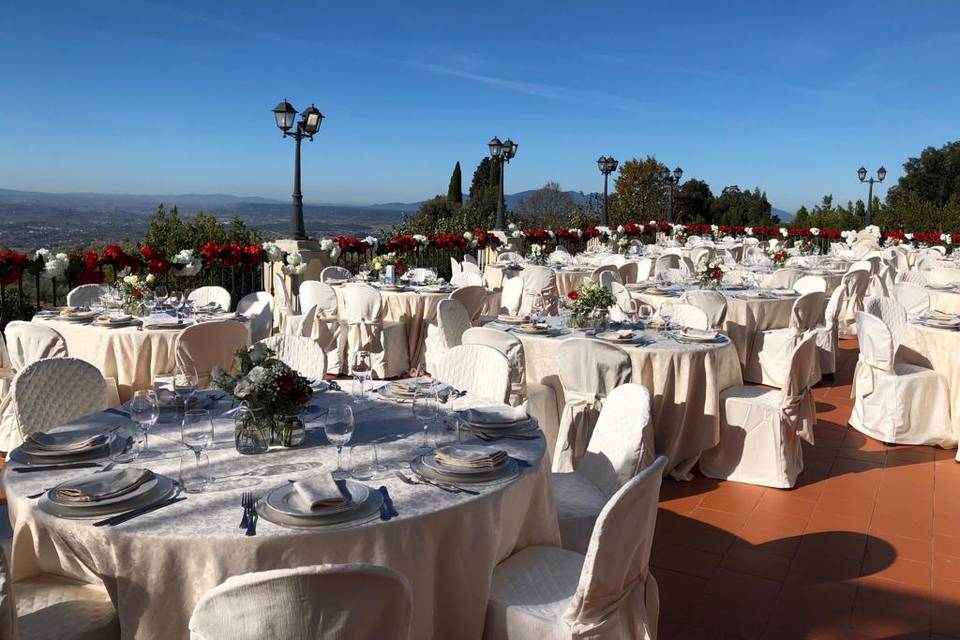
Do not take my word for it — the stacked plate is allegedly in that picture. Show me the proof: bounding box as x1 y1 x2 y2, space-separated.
517 322 550 335
412 444 520 485
13 428 122 467
57 310 98 323
674 328 724 344
770 289 798 298
93 313 138 328
645 286 680 296
919 315 960 330
143 318 187 330
38 469 177 519
377 380 444 402
596 330 636 343
257 479 383 528
496 314 529 325
456 407 539 438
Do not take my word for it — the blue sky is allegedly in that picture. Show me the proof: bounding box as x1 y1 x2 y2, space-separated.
1 1 958 212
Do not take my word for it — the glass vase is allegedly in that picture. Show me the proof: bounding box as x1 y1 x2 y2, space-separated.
234 405 270 455
272 414 306 448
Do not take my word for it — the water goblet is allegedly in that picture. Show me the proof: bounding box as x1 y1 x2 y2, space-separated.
351 351 373 405
323 406 355 479
129 389 160 458
412 386 439 455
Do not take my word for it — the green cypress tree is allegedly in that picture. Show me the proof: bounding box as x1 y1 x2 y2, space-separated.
447 161 463 204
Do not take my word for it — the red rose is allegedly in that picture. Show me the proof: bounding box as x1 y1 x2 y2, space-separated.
568 291 579 300
131 288 143 299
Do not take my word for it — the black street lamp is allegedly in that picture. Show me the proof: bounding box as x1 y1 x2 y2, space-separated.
857 165 887 226
662 166 683 222
273 99 324 240
596 156 619 226
488 136 518 230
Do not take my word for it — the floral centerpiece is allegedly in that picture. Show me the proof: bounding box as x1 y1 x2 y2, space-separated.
212 343 314 453
697 255 726 288
564 282 616 330
527 243 545 265
116 272 155 316
795 238 814 255
366 252 403 279
768 248 789 268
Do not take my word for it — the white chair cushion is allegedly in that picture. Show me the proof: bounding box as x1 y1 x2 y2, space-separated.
15 575 119 640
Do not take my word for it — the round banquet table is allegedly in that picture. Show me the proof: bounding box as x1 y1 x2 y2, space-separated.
492 320 743 480
334 285 453 368
552 268 594 297
29 313 248 402
5 382 558 640
926 287 960 315
899 322 960 447
628 287 796 368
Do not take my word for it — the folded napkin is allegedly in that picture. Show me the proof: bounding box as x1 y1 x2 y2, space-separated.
26 430 108 452
497 314 529 323
926 310 956 320
60 309 97 319
96 314 133 324
467 405 528 425
56 468 155 503
434 444 508 469
614 329 634 339
143 319 184 329
292 473 348 511
681 328 719 340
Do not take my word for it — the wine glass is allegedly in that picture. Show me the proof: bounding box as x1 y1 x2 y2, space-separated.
129 390 160 458
637 304 654 329
660 303 675 332
412 386 439 454
173 366 199 416
154 285 169 310
169 291 184 318
323 406 355 479
351 351 372 405
181 409 214 452
530 293 545 323
109 423 142 464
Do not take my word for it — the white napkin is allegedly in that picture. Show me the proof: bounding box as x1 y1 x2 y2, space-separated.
681 328 719 340
467 405 528 425
292 473 348 511
434 444 508 469
56 468 154 503
25 430 108 452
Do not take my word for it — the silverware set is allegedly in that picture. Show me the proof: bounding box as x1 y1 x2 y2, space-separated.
240 492 259 536
92 496 186 527
395 470 480 496
473 432 540 442
377 486 398 520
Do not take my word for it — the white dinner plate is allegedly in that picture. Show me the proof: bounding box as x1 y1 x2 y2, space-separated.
264 479 370 518
411 456 520 484
421 449 509 476
46 473 161 509
38 475 176 519
19 431 114 458
258 488 383 529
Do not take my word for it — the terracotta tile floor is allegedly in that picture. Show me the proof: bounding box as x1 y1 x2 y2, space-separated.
656 339 960 640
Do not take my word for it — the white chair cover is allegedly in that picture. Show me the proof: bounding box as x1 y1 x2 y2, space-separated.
659 302 710 330
0 549 119 640
745 291 824 388
175 320 250 387
434 344 511 403
320 266 352 283
424 300 472 375
282 304 317 339
848 260 872 274
608 283 636 323
65 284 115 308
554 383 655 553
461 261 482 276
597 271 622 292
3 321 67 372
450 271 484 288
340 284 409 379
653 254 680 275
617 262 638 285
449 257 462 277
680 290 727 329
298 281 343 375
766 269 804 289
273 272 292 331
0 358 107 452
591 265 619 284
0 334 10 407
519 266 560 315
689 246 711 267
236 292 274 343
463 254 479 266
931 245 948 256
916 253 941 271
879 265 896 294
896 271 928 286
485 456 666 640
838 269 870 338
554 339 632 472
864 295 908 349
893 282 930 319
188 564 412 640
869 274 889 297
449 285 487 323
600 254 627 267
793 275 827 295
499 277 523 316
634 258 654 283
701 332 818 488
816 285 846 376
188 286 232 312
850 312 951 446
259 335 327 381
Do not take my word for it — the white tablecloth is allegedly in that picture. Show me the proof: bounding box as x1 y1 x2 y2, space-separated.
499 323 743 478
900 323 960 446
927 289 960 315
5 384 558 639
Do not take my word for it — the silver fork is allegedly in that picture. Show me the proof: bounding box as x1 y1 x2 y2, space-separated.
395 471 479 496
239 492 251 529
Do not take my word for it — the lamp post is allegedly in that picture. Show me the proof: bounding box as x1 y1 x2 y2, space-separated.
662 166 683 222
596 156 619 226
273 99 324 240
488 137 518 230
857 165 887 226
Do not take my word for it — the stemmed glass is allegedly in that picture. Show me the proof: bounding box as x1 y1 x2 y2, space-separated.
351 351 372 405
173 365 199 418
169 291 184 319
180 409 214 492
323 406 355 479
154 285 168 311
412 386 439 454
530 293 545 323
129 390 160 458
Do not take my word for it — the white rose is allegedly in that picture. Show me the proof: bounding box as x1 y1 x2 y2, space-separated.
547 230 555 238
35 248 50 259
145 273 156 285
262 242 283 262
810 227 820 236
616 225 625 234
363 236 379 249
511 230 522 238
780 227 788 237
906 233 914 240
463 231 474 241
745 227 753 236
711 224 719 232
508 223 517 231
330 245 342 260
319 238 334 252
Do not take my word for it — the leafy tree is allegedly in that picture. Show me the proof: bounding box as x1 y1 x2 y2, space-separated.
793 195 863 229
886 140 960 207
516 181 578 228
877 191 960 232
143 203 260 257
447 161 463 204
709 186 774 226
466 156 503 226
675 179 714 223
609 156 669 224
